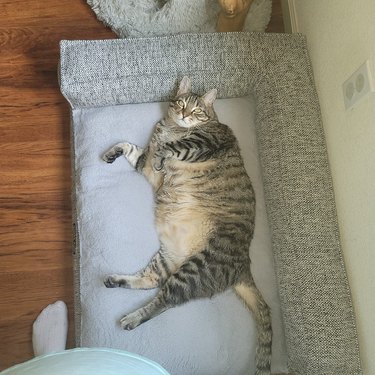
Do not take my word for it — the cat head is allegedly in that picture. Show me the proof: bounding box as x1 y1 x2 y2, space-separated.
168 76 218 128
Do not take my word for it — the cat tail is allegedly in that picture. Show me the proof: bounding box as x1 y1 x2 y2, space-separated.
234 279 272 375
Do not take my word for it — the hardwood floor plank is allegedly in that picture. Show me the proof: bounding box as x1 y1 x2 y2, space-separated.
0 218 70 240
0 67 60 89
0 268 74 307
0 26 116 63
0 248 72 273
0 124 70 144
0 87 67 113
0 191 71 208
0 0 115 30
0 167 70 187
0 142 70 157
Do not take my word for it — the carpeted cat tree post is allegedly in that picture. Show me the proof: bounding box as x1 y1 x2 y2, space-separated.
217 0 254 32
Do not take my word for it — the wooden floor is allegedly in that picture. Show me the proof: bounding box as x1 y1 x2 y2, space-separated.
0 0 284 370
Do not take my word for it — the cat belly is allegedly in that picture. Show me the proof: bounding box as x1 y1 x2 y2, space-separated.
156 205 211 262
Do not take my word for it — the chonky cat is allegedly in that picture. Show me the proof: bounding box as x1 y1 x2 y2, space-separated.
103 77 272 374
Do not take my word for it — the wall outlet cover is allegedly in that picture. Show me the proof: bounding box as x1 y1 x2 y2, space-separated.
342 60 374 110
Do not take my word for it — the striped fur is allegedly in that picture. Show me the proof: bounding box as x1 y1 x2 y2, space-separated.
103 77 272 374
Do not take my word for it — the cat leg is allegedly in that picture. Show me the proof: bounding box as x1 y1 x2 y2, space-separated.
104 249 175 290
103 142 143 167
118 251 237 330
234 279 272 375
103 142 163 190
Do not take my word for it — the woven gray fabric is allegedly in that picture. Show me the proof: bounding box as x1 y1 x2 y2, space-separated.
60 32 362 374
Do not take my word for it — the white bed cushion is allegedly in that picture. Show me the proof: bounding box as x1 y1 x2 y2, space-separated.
73 96 287 374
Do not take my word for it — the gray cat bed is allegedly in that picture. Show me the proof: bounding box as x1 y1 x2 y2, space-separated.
60 33 362 374
86 0 272 38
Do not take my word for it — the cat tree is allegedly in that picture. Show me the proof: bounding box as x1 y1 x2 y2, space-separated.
217 0 254 31
86 0 271 37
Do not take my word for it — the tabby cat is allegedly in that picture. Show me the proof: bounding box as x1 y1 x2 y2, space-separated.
103 77 272 374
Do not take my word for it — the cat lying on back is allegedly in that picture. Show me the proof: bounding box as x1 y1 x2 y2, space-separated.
103 77 272 374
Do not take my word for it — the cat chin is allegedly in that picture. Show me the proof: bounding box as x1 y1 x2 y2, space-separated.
176 119 192 128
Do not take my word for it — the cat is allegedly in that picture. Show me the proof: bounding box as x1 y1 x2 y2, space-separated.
102 76 272 374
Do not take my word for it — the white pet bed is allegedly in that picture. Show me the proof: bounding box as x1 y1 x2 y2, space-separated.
70 97 287 374
60 33 362 375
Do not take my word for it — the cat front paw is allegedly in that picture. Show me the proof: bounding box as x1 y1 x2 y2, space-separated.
120 312 144 330
103 147 123 163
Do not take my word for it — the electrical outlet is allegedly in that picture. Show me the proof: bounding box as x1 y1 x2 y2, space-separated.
342 60 374 110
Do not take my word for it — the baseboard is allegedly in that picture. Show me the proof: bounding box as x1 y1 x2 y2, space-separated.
281 0 299 33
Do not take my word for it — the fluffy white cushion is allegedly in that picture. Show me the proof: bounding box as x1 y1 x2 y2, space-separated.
72 97 287 374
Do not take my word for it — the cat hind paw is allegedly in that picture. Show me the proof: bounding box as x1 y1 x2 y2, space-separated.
102 147 123 163
104 275 123 288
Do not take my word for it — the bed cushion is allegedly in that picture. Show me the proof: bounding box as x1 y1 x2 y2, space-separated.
60 33 362 375
70 97 287 374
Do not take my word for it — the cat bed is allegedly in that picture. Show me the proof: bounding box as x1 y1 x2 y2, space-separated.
86 0 272 38
0 348 170 375
67 97 286 374
60 33 362 375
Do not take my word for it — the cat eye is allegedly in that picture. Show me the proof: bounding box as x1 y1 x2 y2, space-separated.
176 100 185 107
193 108 202 114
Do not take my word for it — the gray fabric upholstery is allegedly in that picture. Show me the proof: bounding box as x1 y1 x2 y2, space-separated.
60 32 362 374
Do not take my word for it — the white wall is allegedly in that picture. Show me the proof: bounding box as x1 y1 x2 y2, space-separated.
290 1 375 373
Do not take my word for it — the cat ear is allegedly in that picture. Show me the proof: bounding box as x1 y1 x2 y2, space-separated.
176 76 192 96
201 89 217 106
